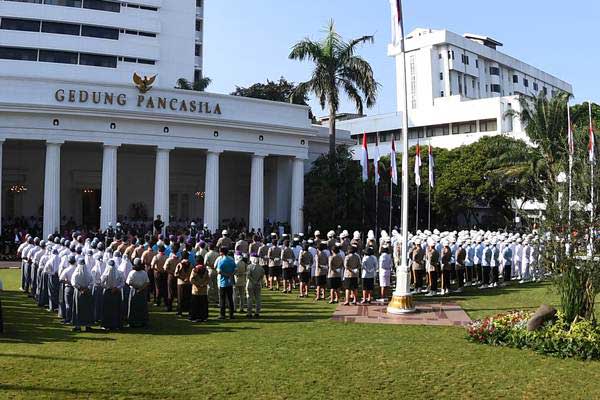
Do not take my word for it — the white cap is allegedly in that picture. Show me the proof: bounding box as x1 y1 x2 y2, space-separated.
353 231 361 240
222 230 228 235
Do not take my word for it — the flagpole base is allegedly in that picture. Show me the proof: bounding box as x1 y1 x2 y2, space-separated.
386 292 417 315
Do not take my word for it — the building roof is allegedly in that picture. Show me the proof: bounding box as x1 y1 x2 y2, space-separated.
463 33 504 49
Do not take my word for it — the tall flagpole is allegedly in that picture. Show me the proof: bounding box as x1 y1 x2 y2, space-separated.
388 0 416 314
375 132 380 237
389 166 393 234
590 101 595 254
567 104 573 229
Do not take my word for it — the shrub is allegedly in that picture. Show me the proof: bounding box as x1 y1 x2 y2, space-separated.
467 311 600 360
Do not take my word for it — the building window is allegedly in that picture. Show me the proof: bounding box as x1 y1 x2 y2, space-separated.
475 59 479 68
512 75 519 84
439 72 443 80
138 31 156 37
82 0 120 12
533 82 539 91
81 25 119 39
440 90 444 97
195 44 203 57
196 0 203 6
0 46 38 61
489 67 500 76
195 20 203 32
45 0 83 7
490 84 501 93
123 56 136 63
39 49 78 64
480 119 497 132
458 121 477 134
138 58 155 65
426 124 449 137
79 53 117 68
0 17 41 32
543 86 548 95
438 53 442 59
42 21 80 35
451 124 459 134
524 78 529 87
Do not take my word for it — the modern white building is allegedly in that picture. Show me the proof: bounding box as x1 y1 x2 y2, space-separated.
0 0 203 88
339 19 573 158
0 0 346 237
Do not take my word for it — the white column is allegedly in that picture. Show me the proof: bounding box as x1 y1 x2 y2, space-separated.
290 157 305 234
154 147 171 233
203 150 221 233
249 153 266 232
43 141 62 238
100 144 119 231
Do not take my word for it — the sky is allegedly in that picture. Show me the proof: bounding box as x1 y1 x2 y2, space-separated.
203 0 599 117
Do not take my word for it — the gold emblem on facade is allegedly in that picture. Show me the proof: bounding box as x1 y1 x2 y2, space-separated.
133 73 157 94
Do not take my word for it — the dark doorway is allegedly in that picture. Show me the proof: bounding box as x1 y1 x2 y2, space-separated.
82 189 101 230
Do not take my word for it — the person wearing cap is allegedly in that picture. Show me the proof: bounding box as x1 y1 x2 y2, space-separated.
36 241 51 307
479 241 492 289
174 252 193 316
350 231 363 256
342 245 361 305
327 245 344 304
100 259 123 331
204 242 220 306
425 240 440 296
71 258 94 332
314 242 328 301
59 255 79 324
164 252 179 312
455 242 466 293
235 233 249 257
216 230 233 252
410 240 425 293
513 238 523 281
246 252 265 318
361 247 377 303
313 230 322 247
233 252 248 313
153 215 164 235
45 247 62 312
280 240 295 294
189 260 210 322
501 242 513 286
298 242 313 298
267 238 283 291
31 240 45 299
378 245 392 300
126 258 150 328
257 238 270 288
439 241 451 295
326 231 336 251
490 241 500 288
216 246 236 319
464 240 474 286
474 238 484 285
520 240 532 283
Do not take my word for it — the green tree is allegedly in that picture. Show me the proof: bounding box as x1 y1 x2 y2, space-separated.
289 20 379 156
175 77 212 92
231 77 314 120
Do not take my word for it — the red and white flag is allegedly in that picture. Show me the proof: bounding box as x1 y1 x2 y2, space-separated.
374 133 381 185
428 144 435 188
390 139 398 185
567 105 574 157
360 132 369 182
392 0 405 48
589 102 595 164
414 143 422 186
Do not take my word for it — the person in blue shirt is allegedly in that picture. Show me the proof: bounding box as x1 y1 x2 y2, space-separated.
216 247 236 319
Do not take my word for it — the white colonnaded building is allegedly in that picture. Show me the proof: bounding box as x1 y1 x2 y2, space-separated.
0 0 341 237
334 15 573 158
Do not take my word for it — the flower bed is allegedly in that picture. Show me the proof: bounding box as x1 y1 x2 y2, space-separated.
467 311 600 360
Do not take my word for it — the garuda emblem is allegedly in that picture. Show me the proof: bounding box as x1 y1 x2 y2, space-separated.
133 73 157 94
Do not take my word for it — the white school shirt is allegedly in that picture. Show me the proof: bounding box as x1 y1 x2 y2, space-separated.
126 270 149 290
361 255 377 279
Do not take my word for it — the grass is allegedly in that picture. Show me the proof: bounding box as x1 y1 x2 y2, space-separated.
1 267 599 400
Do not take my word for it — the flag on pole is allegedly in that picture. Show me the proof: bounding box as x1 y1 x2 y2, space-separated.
589 102 595 164
374 133 381 185
428 144 435 188
393 0 404 47
390 139 398 185
360 132 369 182
414 143 422 186
567 105 574 156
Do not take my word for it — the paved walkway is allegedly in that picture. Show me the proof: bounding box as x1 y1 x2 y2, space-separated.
331 301 472 327
0 261 20 269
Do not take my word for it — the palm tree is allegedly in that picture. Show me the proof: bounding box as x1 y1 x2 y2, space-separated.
289 20 379 156
175 77 212 92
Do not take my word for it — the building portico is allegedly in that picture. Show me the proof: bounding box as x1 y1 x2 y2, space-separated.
0 76 316 236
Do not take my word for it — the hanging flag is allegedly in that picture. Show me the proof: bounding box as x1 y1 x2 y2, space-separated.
390 139 398 185
360 132 369 182
567 105 574 156
428 144 435 188
414 143 422 186
374 133 381 185
589 102 595 164
393 0 404 48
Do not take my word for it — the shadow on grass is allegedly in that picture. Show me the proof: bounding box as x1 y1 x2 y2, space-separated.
0 288 336 343
0 384 157 398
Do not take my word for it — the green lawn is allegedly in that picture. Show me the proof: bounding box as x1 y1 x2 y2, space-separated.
1 267 599 400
